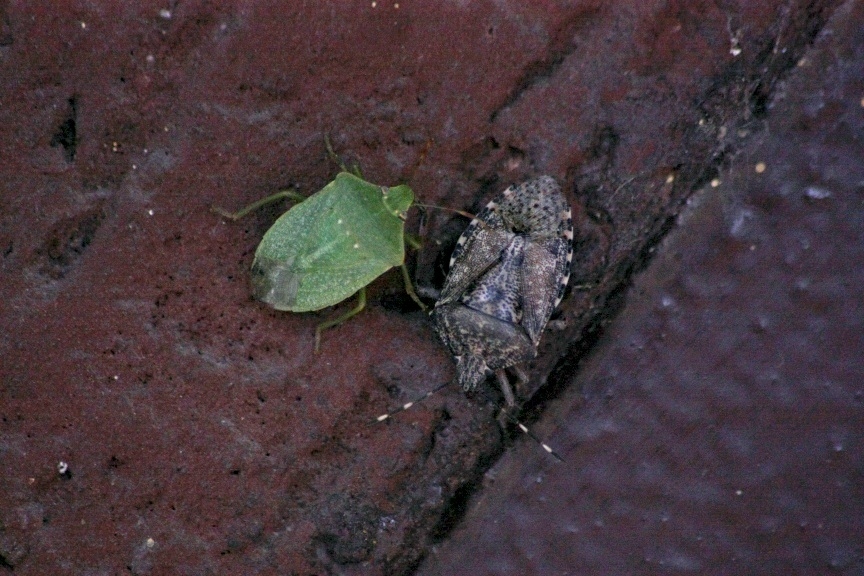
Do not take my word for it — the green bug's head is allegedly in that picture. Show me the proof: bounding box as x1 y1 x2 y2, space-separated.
381 184 414 218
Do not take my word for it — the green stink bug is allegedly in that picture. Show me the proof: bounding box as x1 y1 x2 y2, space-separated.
215 167 427 351
252 172 416 312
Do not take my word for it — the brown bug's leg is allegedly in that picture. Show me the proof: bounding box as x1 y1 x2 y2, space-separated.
495 369 517 408
511 365 530 397
493 369 515 430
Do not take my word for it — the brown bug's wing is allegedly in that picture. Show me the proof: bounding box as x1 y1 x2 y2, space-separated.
437 207 514 305
520 236 571 345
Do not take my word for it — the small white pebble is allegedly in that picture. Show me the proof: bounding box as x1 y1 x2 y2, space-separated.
805 186 831 200
146 538 155 548
710 178 721 187
57 461 69 475
159 8 172 19
755 162 766 174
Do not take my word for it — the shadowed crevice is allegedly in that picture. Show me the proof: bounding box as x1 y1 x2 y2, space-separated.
50 96 78 162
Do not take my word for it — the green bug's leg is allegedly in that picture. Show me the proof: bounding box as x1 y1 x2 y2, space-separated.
212 190 306 221
404 232 422 251
324 134 363 178
400 263 428 312
314 287 367 353
401 235 430 308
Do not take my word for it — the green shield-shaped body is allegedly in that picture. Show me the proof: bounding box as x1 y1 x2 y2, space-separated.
251 172 414 312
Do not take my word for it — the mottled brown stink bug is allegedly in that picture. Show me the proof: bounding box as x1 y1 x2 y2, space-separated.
376 176 572 460
432 175 573 407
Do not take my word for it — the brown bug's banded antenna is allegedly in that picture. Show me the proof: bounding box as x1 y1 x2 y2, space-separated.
374 381 451 423
492 402 565 462
374 382 564 462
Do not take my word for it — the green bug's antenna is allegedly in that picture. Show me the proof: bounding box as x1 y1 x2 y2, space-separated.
413 203 476 220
